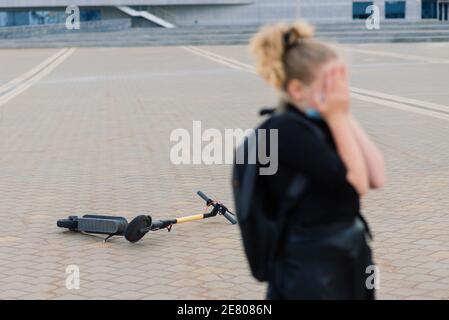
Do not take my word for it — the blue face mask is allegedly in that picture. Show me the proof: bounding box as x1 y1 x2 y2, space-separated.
305 108 321 119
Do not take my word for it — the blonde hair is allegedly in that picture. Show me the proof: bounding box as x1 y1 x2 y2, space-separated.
250 21 337 91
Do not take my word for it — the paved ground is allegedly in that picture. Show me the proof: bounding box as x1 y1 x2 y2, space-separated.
0 42 448 300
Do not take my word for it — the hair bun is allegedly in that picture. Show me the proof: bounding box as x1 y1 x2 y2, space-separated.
250 21 315 90
284 22 314 49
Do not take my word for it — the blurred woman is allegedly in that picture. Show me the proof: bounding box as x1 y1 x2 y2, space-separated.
250 21 386 299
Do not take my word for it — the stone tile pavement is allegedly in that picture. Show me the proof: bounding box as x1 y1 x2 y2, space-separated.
0 43 448 299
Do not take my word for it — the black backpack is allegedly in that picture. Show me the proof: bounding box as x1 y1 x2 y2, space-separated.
232 108 325 282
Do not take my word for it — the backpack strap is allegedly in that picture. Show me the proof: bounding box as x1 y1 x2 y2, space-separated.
238 131 258 223
270 173 309 269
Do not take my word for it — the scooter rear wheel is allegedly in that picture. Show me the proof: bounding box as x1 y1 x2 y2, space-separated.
57 219 78 231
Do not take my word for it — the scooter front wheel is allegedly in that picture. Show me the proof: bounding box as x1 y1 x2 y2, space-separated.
124 215 152 243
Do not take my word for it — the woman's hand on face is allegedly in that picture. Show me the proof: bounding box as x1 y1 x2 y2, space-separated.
312 62 350 120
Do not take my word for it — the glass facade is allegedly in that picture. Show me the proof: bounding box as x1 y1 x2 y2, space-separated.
0 9 101 27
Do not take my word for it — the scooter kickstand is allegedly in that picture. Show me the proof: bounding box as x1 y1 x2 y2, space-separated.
104 234 114 242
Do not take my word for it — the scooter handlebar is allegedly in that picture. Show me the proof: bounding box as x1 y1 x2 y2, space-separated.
223 211 237 225
197 191 212 205
197 190 237 225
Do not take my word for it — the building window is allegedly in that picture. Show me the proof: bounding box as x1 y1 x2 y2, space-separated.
422 0 438 19
385 1 406 19
353 1 374 19
80 10 101 22
30 11 65 25
3 11 30 26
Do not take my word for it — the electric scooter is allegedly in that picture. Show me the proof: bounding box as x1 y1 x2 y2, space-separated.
57 191 237 243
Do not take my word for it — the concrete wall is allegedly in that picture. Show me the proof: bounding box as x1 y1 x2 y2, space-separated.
154 0 297 26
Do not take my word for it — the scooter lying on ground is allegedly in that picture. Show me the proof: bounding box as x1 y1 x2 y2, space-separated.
56 191 237 243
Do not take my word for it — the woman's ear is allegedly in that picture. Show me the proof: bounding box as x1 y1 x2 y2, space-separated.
286 79 304 104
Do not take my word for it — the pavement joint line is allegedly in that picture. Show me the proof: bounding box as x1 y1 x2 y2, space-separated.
0 48 69 96
187 46 255 71
0 48 76 108
344 47 449 64
182 46 255 73
181 46 449 122
351 92 449 122
351 62 432 68
351 87 449 114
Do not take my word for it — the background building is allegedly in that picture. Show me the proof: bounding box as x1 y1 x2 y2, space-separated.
0 0 448 27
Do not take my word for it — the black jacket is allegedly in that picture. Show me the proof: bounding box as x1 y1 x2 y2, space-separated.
262 105 375 300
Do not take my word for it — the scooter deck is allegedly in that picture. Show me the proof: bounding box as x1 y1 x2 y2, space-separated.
59 215 129 236
78 216 128 235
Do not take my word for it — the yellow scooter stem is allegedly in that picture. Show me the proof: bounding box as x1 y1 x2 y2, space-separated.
175 214 205 224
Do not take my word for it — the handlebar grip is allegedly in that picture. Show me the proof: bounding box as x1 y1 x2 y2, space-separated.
197 191 212 204
223 211 237 225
